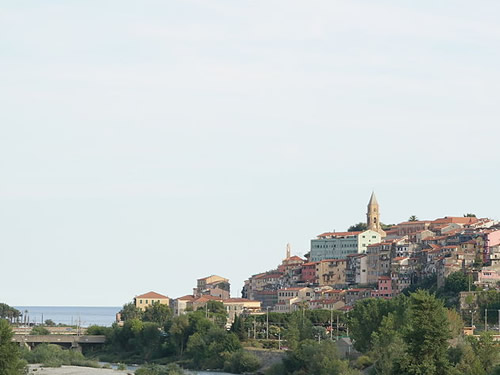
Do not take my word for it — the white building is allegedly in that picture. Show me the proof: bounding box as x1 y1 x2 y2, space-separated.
310 230 382 262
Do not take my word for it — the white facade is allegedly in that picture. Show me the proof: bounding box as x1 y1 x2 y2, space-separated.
310 230 382 262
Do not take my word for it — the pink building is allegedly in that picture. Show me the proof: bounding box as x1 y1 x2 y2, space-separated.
371 276 393 299
301 262 318 284
483 230 500 264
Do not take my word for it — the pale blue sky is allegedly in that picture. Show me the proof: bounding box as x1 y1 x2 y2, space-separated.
1 1 500 306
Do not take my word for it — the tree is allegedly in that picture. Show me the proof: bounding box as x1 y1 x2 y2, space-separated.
0 304 21 323
408 215 418 222
284 340 357 375
397 290 451 375
44 319 56 327
348 222 368 232
349 297 403 352
444 271 471 294
230 315 246 340
370 313 406 375
169 315 190 356
464 213 477 218
467 331 499 373
143 302 172 326
0 319 26 375
119 302 143 321
224 350 261 374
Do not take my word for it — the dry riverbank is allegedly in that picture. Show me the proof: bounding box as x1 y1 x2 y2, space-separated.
28 365 133 375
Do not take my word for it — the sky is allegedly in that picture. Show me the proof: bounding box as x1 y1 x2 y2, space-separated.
1 1 500 306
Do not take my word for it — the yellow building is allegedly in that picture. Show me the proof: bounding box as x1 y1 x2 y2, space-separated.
317 259 347 287
134 291 170 311
223 298 261 325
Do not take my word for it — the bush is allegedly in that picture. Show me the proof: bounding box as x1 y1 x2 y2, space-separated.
31 326 50 335
259 339 279 349
265 362 286 375
224 350 261 374
22 344 100 368
117 363 127 370
354 355 373 369
135 363 185 375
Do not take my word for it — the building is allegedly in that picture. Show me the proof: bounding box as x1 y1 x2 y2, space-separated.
345 289 372 306
317 259 347 287
367 192 386 236
346 254 368 285
134 291 170 311
173 295 195 316
274 287 313 313
194 275 230 299
301 262 319 284
366 242 393 284
223 298 261 325
310 230 382 261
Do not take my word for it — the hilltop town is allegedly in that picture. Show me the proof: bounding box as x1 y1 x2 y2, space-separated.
134 192 500 325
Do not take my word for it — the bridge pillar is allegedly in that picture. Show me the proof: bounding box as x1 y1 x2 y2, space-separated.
71 342 82 352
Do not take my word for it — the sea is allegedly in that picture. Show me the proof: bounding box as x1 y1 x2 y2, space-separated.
14 306 121 327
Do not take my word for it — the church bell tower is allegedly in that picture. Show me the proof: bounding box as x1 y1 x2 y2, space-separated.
367 192 385 236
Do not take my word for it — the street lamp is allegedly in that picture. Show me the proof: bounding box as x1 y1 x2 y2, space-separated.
266 307 270 340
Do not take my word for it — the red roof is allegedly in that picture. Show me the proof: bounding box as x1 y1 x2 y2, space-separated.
223 298 258 303
286 256 304 261
177 295 195 301
392 257 408 261
136 291 169 299
194 295 223 302
302 262 319 266
318 231 361 238
320 258 346 263
432 217 478 225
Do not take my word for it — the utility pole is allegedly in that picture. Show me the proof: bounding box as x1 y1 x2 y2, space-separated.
330 308 333 340
346 312 349 337
336 314 339 341
266 307 270 340
278 332 281 350
485 308 488 331
253 320 256 339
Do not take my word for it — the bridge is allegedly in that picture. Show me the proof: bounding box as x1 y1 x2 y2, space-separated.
12 335 106 350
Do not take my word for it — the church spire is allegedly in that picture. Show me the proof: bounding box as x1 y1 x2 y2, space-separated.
368 191 378 206
367 191 385 236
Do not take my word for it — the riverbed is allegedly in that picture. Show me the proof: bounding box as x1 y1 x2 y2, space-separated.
28 365 237 375
27 365 131 375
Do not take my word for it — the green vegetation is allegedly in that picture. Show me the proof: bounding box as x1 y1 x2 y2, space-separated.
135 363 186 375
348 222 394 232
30 326 51 335
223 350 261 373
266 340 359 375
348 222 368 232
16 271 499 374
0 303 21 322
349 289 500 375
22 344 100 368
0 319 26 375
